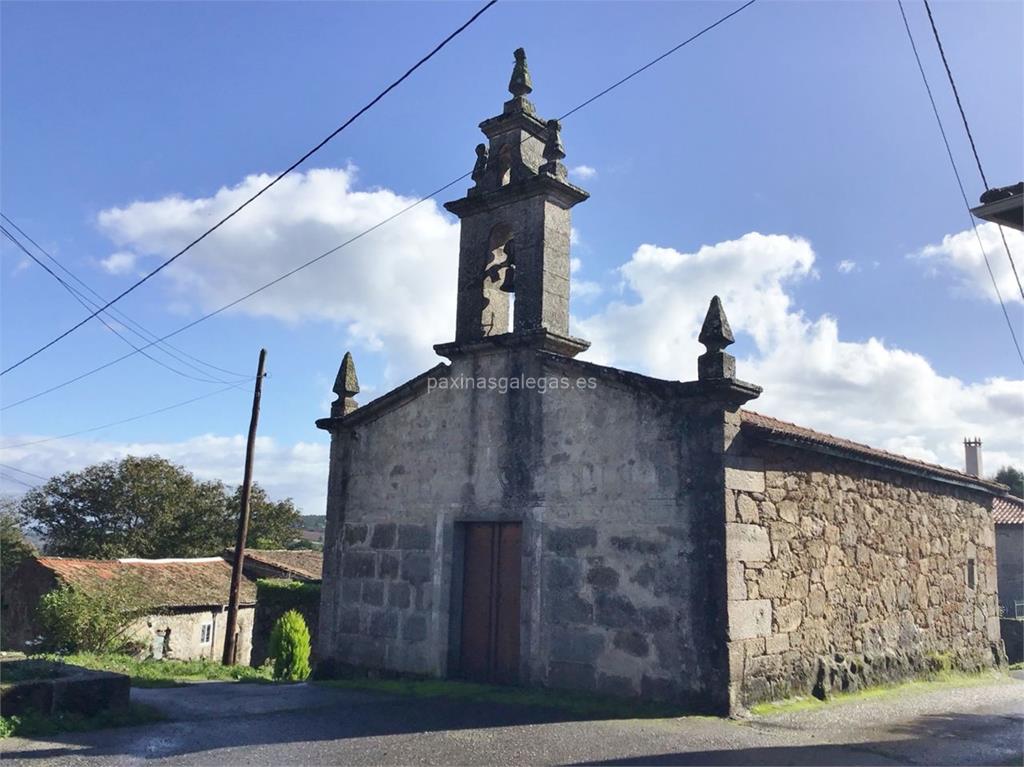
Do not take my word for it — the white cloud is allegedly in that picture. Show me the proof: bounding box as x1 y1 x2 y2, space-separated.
0 434 329 515
570 257 582 274
570 165 597 181
576 232 1024 475
914 222 1024 304
99 251 137 275
837 259 857 274
97 166 460 378
573 281 602 300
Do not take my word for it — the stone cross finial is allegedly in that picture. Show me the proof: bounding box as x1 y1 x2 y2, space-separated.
508 48 533 97
540 119 567 179
697 296 736 380
331 351 360 417
471 143 488 183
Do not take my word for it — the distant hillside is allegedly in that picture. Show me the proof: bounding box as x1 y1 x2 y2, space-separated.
299 514 326 532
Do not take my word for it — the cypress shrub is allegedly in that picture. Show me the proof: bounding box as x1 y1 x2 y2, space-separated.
268 609 311 681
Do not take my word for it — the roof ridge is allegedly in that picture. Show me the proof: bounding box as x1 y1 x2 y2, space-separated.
739 409 1005 492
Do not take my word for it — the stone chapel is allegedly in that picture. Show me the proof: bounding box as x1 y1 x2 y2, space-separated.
315 49 1006 714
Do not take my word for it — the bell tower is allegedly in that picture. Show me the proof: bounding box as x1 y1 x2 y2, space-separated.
440 48 589 356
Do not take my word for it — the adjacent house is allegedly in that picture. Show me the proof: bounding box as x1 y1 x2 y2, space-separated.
222 549 323 582
1 556 256 663
313 49 1005 714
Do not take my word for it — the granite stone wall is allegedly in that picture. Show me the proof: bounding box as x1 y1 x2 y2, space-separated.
317 346 732 711
724 440 1002 709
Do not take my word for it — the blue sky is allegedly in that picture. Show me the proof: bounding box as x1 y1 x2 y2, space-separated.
2 1 1022 512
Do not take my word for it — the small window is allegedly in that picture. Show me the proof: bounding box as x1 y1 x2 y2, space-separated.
200 623 213 644
966 559 976 590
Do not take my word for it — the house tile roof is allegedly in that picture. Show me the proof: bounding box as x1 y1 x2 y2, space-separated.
740 411 1006 493
34 556 256 609
232 549 322 581
993 495 1024 525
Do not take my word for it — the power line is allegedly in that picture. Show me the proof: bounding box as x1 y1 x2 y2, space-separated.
897 0 1023 367
0 471 36 490
2 0 761 412
0 383 247 451
1 225 242 385
0 0 499 377
0 463 49 481
1 213 249 380
922 0 1024 303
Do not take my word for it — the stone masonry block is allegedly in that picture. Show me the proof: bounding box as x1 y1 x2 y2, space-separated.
402 614 428 643
342 551 375 578
726 523 771 562
546 526 598 555
550 626 604 665
725 467 765 493
729 599 772 640
368 610 398 639
370 523 396 549
397 524 433 551
401 552 432 584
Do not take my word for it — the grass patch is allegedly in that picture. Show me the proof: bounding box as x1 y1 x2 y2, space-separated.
31 653 274 688
749 669 1011 716
1009 661 1024 671
0 702 162 739
317 676 686 719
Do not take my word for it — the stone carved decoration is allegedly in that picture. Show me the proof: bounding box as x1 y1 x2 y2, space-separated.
331 351 360 417
471 143 488 184
697 295 736 380
508 47 532 97
541 119 567 179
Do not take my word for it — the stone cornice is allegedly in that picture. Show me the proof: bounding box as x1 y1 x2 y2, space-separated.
444 174 589 218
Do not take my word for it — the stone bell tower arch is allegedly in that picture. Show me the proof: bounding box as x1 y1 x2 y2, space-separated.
440 48 590 357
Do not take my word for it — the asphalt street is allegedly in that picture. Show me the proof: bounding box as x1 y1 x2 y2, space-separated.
2 674 1021 766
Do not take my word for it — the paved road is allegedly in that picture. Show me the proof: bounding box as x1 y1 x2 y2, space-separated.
3 675 1022 766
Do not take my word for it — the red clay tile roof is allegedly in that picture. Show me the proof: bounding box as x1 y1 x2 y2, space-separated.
740 410 1007 493
34 557 256 609
231 549 322 581
993 495 1024 525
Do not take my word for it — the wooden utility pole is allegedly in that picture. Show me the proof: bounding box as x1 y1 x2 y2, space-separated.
222 347 267 665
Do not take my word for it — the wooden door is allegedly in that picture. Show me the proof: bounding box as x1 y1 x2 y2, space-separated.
459 522 522 683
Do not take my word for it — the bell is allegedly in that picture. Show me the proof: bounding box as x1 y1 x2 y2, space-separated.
498 264 515 293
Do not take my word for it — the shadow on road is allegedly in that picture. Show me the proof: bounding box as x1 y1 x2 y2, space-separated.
574 712 1024 766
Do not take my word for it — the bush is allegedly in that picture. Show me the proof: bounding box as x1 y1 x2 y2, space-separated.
36 578 147 654
268 610 311 681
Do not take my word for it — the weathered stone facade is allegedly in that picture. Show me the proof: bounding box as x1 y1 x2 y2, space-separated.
724 425 1002 708
314 48 1006 714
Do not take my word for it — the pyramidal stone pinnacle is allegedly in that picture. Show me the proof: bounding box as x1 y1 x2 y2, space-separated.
332 351 360 416
697 296 736 380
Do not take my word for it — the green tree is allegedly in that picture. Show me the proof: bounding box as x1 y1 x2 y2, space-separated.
234 484 301 549
993 466 1024 497
19 456 232 558
268 609 311 681
37 577 148 653
1 497 36 580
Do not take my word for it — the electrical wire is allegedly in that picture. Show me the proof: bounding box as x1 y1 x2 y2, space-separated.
922 0 1024 303
0 471 36 490
0 383 247 451
897 0 1023 366
0 463 49 481
1 225 244 385
1 213 249 380
1 0 761 412
0 0 499 377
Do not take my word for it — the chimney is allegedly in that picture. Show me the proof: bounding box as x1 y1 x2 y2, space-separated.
964 438 983 477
